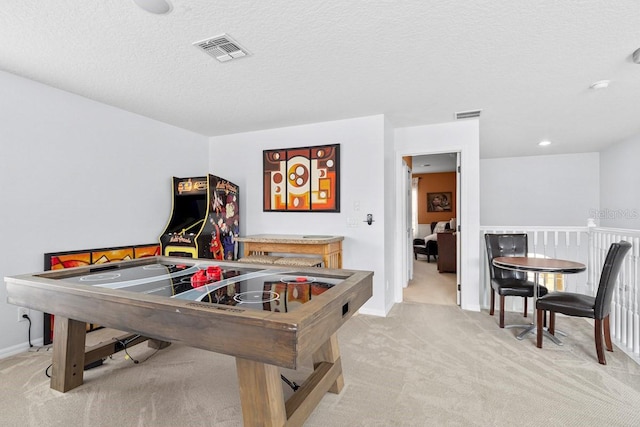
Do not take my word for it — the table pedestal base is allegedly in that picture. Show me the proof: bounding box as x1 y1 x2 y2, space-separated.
515 324 564 345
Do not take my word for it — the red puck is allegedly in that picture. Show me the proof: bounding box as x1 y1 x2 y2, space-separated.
206 266 222 281
191 270 208 288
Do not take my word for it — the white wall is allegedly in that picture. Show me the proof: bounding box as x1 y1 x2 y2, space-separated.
394 120 481 312
0 71 209 357
480 153 599 226
600 135 640 230
209 115 389 315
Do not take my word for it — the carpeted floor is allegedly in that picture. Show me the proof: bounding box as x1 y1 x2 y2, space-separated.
2 302 640 426
404 258 457 305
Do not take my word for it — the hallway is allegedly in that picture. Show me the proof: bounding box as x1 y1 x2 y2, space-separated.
403 258 457 305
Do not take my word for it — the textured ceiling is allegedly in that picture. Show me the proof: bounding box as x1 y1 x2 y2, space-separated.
1 1 639 158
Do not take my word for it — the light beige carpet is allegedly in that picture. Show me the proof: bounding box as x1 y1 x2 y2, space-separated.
404 259 457 306
2 303 640 426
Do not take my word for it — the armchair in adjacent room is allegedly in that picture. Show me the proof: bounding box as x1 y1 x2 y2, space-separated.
413 221 450 262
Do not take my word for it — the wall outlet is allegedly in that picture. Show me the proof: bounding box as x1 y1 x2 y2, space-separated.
18 307 30 322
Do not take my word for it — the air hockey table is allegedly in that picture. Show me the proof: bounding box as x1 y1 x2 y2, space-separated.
5 256 373 427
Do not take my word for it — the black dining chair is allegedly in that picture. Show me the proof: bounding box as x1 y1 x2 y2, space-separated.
484 233 549 328
536 240 631 365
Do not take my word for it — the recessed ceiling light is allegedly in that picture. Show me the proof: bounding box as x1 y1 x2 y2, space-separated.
538 140 551 146
132 0 172 14
589 80 610 90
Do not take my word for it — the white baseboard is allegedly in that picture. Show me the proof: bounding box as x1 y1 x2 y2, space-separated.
461 303 481 312
0 338 45 360
358 307 386 317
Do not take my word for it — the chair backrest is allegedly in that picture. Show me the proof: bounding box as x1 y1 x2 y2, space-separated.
594 241 632 319
484 233 528 280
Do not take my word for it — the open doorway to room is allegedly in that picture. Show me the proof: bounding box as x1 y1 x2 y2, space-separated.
403 152 459 306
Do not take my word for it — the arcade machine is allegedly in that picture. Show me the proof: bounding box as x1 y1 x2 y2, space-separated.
160 175 239 260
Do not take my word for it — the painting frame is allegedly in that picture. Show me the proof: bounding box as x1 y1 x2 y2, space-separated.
263 144 340 212
427 192 452 212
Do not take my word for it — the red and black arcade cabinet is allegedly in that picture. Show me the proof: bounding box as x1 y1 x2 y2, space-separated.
160 175 239 260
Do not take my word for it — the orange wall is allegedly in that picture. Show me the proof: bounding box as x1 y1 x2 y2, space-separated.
414 172 456 224
402 156 412 169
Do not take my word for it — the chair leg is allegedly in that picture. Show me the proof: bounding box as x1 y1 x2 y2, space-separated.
536 309 544 348
523 297 528 318
604 315 613 352
499 296 505 328
548 312 555 335
595 318 606 365
489 290 495 316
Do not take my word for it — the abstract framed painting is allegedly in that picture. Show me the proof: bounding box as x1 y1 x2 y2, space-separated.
263 144 340 212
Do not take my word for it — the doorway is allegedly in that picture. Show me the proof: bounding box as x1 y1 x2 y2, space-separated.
402 152 460 306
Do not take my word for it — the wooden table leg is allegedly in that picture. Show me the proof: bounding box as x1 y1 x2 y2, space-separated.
235 335 344 426
50 317 86 392
312 333 343 394
236 357 287 427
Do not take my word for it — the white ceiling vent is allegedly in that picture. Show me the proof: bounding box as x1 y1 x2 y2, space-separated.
455 109 482 120
193 34 250 63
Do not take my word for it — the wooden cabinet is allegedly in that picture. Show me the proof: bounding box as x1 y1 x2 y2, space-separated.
235 234 343 268
437 232 457 273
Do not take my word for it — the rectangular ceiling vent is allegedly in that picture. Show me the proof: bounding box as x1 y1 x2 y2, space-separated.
193 34 250 63
455 109 482 120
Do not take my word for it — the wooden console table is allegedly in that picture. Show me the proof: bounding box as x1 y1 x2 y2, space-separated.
236 234 344 269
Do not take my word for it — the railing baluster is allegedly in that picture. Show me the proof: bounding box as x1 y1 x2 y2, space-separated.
620 250 628 347
628 237 633 349
633 237 640 356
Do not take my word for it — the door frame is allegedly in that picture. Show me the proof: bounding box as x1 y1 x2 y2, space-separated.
393 120 481 313
402 160 413 284
400 151 461 304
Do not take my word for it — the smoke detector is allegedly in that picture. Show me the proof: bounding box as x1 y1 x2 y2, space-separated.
455 109 482 120
193 34 250 63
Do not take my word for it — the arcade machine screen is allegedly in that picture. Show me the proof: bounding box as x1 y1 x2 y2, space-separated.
165 196 207 236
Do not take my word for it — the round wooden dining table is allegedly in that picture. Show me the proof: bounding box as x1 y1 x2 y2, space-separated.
492 256 586 343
